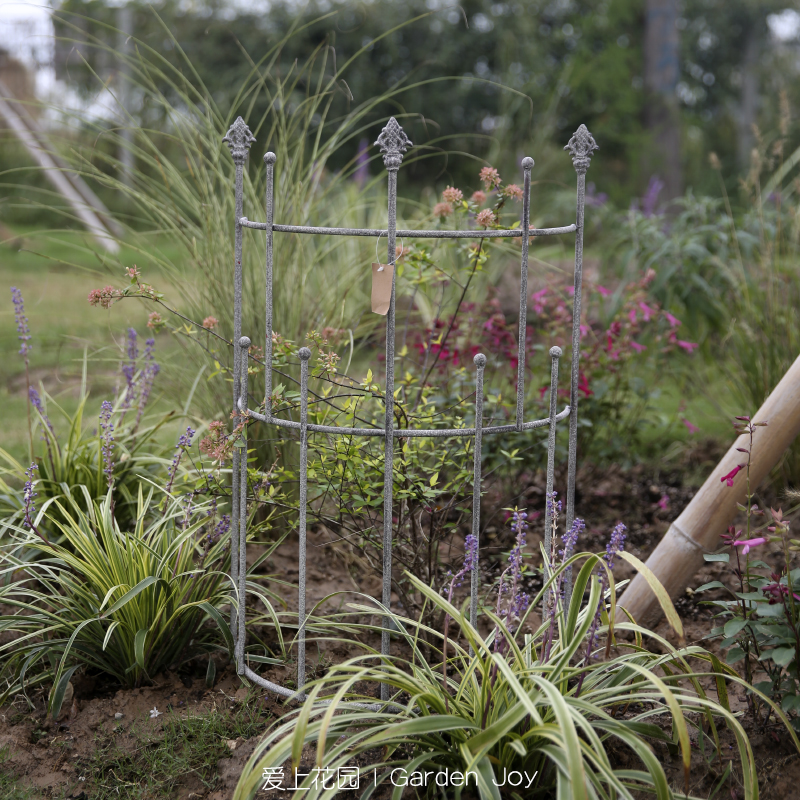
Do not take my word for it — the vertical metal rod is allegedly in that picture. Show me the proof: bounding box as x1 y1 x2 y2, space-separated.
236 336 251 673
375 118 411 702
223 118 255 639
564 125 597 607
297 347 311 691
515 157 534 431
264 152 276 421
470 353 486 638
544 346 562 610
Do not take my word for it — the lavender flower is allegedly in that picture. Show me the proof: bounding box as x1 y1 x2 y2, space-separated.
165 426 195 494
28 388 54 434
641 175 664 217
444 533 479 593
134 338 159 429
604 523 627 570
181 491 196 530
213 514 231 541
23 462 37 529
585 182 608 207
353 137 370 187
578 521 629 691
121 327 139 407
560 517 585 562
99 400 115 489
494 509 531 651
11 287 31 363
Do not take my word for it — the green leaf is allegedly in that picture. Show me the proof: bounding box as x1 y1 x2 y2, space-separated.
723 619 748 638
99 576 162 619
199 602 235 659
725 647 745 664
206 657 216 688
619 551 684 639
704 553 730 563
134 629 148 671
766 647 797 667
694 581 727 593
49 664 80 721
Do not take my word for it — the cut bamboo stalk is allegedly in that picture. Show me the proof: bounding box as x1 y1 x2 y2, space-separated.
619 353 800 625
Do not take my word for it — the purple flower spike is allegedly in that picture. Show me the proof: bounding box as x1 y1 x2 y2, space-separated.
29 388 54 434
604 522 627 570
134 338 159 429
166 426 195 495
23 462 38 529
11 287 31 363
99 400 115 489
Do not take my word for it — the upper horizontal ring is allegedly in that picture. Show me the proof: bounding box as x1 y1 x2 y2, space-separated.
239 218 577 238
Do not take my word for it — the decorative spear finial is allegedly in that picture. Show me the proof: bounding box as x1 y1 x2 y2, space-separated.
223 117 256 165
564 124 598 174
375 117 412 170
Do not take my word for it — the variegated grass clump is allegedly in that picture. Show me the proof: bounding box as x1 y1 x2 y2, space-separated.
235 544 799 800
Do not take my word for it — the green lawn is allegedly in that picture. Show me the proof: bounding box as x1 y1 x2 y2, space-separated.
0 226 186 464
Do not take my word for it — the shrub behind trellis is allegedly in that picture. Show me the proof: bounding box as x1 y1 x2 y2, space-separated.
223 116 598 701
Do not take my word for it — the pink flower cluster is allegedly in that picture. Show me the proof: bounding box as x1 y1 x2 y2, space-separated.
88 286 122 309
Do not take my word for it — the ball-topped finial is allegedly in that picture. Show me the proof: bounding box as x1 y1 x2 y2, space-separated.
239 336 251 348
473 353 487 368
521 156 534 170
549 345 562 358
298 347 312 361
264 151 276 165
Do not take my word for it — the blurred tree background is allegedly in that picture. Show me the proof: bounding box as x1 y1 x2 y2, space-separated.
48 0 800 208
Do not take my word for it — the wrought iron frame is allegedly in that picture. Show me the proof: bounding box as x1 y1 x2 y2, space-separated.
224 116 597 702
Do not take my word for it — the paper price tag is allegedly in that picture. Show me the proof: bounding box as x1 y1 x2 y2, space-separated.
371 262 394 315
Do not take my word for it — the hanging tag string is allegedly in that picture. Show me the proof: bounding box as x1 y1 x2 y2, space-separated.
375 235 403 271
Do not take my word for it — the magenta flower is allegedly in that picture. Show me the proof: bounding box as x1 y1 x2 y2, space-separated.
720 464 745 487
596 285 611 297
630 341 646 353
531 288 548 314
638 301 655 321
762 581 800 604
682 418 699 435
677 340 698 353
628 308 637 324
657 494 669 511
664 311 682 328
732 537 767 555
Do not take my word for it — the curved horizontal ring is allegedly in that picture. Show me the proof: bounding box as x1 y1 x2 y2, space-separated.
239 218 577 239
241 404 571 437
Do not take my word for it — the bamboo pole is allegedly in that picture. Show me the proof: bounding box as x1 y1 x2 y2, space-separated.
619 353 800 625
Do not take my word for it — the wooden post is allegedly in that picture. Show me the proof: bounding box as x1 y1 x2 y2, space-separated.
619 354 800 625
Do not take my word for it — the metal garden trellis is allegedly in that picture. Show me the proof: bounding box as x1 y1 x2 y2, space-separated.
223 116 598 702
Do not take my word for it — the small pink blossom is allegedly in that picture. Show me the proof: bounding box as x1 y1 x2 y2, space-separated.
628 308 638 324
566 286 575 296
126 265 140 279
442 186 463 204
657 494 669 511
433 202 454 218
531 288 548 314
664 311 682 328
596 285 611 297
479 166 501 189
677 340 698 353
88 286 121 309
580 323 590 337
682 418 699 435
471 190 487 205
147 311 164 331
203 316 219 330
630 341 646 353
721 464 745 487
638 301 655 321
476 209 495 228
504 183 523 201
732 536 767 555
